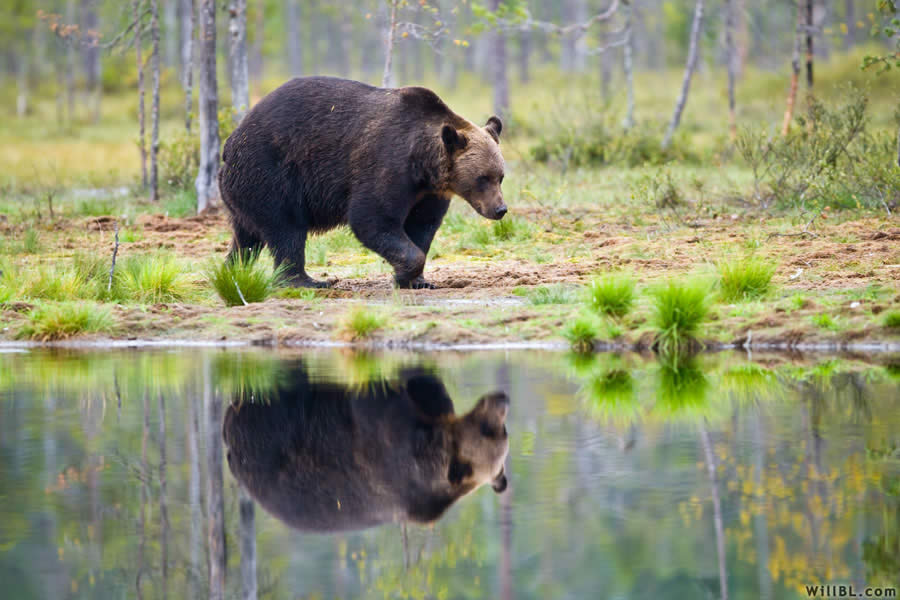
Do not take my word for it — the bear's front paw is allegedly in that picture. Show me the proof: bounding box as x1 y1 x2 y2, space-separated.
396 276 436 290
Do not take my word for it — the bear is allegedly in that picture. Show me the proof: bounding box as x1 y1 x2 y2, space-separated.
222 362 510 532
218 76 507 289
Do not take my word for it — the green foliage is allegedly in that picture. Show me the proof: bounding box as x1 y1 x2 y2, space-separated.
563 315 598 352
812 313 840 331
22 228 40 254
491 216 533 241
159 106 239 191
862 2 900 72
882 310 900 329
115 254 196 303
737 87 896 211
587 273 636 318
207 250 286 307
18 302 114 341
513 284 579 305
342 307 385 339
717 256 777 302
650 278 712 355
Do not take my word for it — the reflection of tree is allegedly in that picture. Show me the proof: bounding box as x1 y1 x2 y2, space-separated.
205 359 226 600
699 423 729 600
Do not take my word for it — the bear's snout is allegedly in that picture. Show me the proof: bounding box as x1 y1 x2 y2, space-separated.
494 204 508 219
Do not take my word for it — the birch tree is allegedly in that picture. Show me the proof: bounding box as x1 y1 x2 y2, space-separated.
134 0 147 188
490 0 510 120
781 2 803 135
206 364 226 600
180 0 194 132
229 0 249 120
195 0 220 212
622 1 635 130
662 0 704 149
724 0 737 140
150 0 161 202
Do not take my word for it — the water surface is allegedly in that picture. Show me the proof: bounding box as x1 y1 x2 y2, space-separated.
1 349 898 599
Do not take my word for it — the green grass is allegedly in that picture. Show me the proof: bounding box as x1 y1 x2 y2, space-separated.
513 284 578 305
563 315 598 352
18 302 114 341
162 188 197 218
718 255 777 302
341 307 385 340
650 278 712 355
116 254 196 303
207 251 286 307
884 311 900 329
492 216 532 241
811 313 840 331
587 273 636 317
22 228 40 254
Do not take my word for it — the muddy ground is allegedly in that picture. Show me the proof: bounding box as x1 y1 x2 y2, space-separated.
1 206 899 351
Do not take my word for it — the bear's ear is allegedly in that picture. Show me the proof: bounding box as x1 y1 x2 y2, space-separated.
441 124 467 153
484 116 503 143
447 457 473 486
406 373 455 420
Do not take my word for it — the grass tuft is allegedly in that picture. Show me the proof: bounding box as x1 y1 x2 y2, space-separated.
718 255 777 302
650 278 712 355
341 307 385 340
514 284 578 305
18 302 113 341
207 251 286 307
116 254 196 303
884 311 900 329
587 273 636 317
563 315 597 352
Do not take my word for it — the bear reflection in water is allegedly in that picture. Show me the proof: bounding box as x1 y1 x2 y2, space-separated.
223 364 510 533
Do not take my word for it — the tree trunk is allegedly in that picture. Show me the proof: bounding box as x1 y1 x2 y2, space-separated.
622 3 635 131
662 0 705 149
16 42 29 118
158 393 169 600
490 0 510 120
195 0 220 212
700 425 729 600
896 122 899 168
725 0 737 140
239 487 258 600
286 0 302 76
137 393 149 600
844 0 855 46
229 0 249 120
150 0 161 202
134 0 148 189
164 0 177 67
180 0 194 132
804 0 814 109
65 0 76 123
518 31 531 83
382 0 397 87
781 2 802 136
81 0 101 122
187 383 202 599
206 367 226 600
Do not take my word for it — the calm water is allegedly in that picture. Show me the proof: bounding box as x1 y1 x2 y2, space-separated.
1 349 898 599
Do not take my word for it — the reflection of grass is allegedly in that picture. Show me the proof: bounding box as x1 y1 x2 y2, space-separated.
718 255 777 302
721 363 780 403
653 356 710 420
584 369 639 423
214 352 287 403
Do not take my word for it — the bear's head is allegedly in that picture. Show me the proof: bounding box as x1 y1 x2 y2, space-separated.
442 116 507 221
446 390 510 495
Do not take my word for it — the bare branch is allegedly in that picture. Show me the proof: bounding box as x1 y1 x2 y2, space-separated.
491 0 622 38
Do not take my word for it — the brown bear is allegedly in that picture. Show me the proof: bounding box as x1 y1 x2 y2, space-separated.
222 363 510 532
218 76 507 289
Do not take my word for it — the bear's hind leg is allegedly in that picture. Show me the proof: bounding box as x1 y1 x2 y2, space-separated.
266 225 332 288
226 220 264 264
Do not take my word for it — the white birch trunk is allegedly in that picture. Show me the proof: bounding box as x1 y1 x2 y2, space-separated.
622 3 635 131
195 0 220 212
662 0 705 149
229 0 250 121
206 366 226 600
490 0 509 119
180 0 195 132
382 0 397 87
150 0 161 202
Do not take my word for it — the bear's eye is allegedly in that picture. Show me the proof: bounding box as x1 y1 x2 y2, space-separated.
476 175 490 189
480 422 496 438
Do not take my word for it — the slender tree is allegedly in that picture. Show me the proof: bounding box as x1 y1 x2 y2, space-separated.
622 1 635 130
490 0 510 120
662 0 705 149
158 392 169 600
724 0 737 140
134 0 147 188
150 0 161 202
383 0 398 86
180 0 194 132
195 0 220 212
781 1 803 135
286 0 302 76
206 365 226 600
229 0 249 120
80 0 101 122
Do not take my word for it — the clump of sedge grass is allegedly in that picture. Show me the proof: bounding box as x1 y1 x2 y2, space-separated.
812 313 839 331
18 302 113 341
650 278 712 355
117 254 196 303
587 273 636 317
717 255 777 302
341 307 385 340
207 250 286 307
563 315 597 353
883 311 900 329
492 216 532 241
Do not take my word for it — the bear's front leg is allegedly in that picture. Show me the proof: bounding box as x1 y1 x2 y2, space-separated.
350 215 431 289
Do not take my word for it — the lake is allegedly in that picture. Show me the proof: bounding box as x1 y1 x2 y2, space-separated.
1 348 898 599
